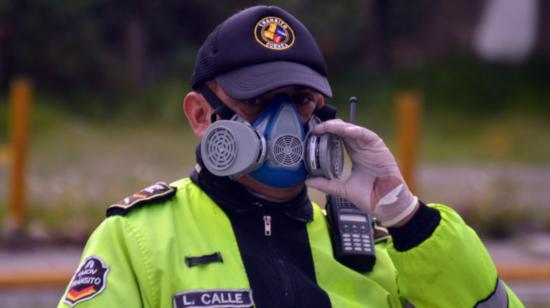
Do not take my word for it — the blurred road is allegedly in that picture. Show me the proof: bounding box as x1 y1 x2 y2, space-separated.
485 233 550 307
1 234 549 307
419 164 550 210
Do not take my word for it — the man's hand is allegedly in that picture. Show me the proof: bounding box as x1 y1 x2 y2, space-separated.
305 119 418 227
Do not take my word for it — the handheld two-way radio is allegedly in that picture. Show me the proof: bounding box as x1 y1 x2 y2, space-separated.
326 97 376 273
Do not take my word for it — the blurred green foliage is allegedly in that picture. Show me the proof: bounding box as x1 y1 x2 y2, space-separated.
0 0 548 118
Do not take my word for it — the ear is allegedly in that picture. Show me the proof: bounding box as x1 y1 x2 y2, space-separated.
183 91 214 138
318 95 325 107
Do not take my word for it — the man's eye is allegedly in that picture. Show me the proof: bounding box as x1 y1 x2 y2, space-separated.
294 94 315 105
246 98 263 106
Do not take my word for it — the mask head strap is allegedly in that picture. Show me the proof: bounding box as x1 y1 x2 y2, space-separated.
314 103 338 121
197 83 235 121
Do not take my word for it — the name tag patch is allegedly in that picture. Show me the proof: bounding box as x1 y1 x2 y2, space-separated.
173 289 254 308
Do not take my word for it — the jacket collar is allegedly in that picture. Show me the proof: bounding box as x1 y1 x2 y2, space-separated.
190 164 313 223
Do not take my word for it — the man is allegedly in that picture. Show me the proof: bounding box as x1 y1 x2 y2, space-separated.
58 5 523 308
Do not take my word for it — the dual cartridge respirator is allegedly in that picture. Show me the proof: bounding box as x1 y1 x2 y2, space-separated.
200 94 344 188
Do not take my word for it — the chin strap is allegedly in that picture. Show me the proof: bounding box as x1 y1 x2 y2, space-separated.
196 83 235 121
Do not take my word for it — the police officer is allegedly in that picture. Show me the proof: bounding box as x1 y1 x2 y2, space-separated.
58 5 523 308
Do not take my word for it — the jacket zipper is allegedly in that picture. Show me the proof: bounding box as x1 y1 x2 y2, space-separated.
263 213 294 305
263 215 272 236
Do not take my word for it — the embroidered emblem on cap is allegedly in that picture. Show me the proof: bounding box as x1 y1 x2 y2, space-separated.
64 256 109 307
254 16 295 50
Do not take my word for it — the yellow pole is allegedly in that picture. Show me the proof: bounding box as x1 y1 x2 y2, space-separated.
0 269 73 288
497 264 550 282
396 91 421 194
0 145 8 165
8 78 32 231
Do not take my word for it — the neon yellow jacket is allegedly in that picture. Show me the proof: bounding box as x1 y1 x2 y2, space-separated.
58 178 523 307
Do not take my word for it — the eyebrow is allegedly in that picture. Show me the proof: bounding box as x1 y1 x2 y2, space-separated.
295 86 315 92
244 86 318 104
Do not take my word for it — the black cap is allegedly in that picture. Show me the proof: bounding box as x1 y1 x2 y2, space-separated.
191 5 332 100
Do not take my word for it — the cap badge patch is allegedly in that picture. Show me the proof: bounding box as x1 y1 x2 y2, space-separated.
64 256 109 306
254 16 295 50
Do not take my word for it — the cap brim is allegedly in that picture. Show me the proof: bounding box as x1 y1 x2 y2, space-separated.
215 61 332 100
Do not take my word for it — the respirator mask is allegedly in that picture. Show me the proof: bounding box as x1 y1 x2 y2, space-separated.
200 93 344 188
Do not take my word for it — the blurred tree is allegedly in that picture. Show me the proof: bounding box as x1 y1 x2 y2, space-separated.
277 0 370 70
0 0 263 94
539 0 550 56
2 1 115 90
0 0 547 116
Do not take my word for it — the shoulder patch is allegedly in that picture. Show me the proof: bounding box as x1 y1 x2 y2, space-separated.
106 182 176 217
64 256 109 306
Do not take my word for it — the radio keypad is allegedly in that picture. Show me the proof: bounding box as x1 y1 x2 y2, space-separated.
340 220 373 254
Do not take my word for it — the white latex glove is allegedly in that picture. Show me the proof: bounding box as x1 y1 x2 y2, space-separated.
305 119 419 227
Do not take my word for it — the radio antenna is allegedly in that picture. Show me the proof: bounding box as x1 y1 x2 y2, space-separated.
349 96 357 124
